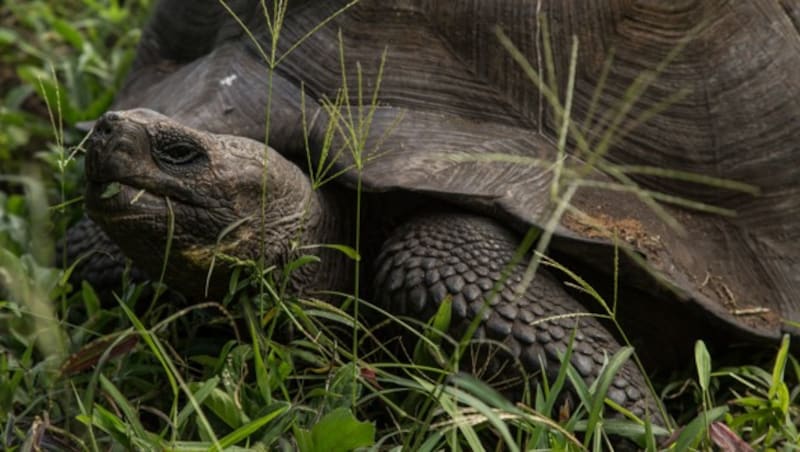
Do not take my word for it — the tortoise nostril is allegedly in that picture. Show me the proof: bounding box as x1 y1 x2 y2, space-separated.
95 112 121 137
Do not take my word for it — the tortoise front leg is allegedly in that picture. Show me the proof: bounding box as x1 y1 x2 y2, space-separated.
373 212 660 421
59 216 148 299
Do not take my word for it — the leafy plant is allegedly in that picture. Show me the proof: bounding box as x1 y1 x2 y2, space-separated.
2 0 149 126
1 1 797 451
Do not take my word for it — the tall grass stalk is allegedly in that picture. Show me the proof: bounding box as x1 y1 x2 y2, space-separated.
325 30 391 405
5 2 798 449
217 0 364 409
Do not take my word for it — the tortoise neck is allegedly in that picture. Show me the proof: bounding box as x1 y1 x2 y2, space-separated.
273 175 355 297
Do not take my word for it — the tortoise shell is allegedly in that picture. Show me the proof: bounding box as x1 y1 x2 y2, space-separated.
110 0 800 341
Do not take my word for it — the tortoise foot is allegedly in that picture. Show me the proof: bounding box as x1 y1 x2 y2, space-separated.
374 212 662 422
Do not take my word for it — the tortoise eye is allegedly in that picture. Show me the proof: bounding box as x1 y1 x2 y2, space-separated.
158 142 201 165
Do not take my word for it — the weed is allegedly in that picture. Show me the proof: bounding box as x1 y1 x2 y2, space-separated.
1 2 797 451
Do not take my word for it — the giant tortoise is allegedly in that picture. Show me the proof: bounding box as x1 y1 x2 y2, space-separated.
68 0 800 422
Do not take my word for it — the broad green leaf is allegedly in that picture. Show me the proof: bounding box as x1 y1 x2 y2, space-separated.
297 407 375 452
695 340 711 392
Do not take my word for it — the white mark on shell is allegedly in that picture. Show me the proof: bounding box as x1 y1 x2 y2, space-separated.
219 74 238 87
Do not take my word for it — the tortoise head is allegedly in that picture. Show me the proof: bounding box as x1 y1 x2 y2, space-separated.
85 109 317 297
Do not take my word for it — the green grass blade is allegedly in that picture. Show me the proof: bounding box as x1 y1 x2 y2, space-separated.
177 377 221 429
538 326 577 430
769 334 790 401
118 298 221 449
673 405 728 450
583 346 634 447
413 377 517 452
98 374 147 439
76 404 134 449
214 403 289 451
611 165 759 195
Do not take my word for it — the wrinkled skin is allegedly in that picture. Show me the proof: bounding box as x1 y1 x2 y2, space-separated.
84 109 345 298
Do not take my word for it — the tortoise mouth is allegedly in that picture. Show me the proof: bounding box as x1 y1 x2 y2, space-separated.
86 180 166 219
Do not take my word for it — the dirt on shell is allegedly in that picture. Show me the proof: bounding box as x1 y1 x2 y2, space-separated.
560 201 783 334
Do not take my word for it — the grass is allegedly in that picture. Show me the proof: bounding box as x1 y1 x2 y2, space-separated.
1 1 799 450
